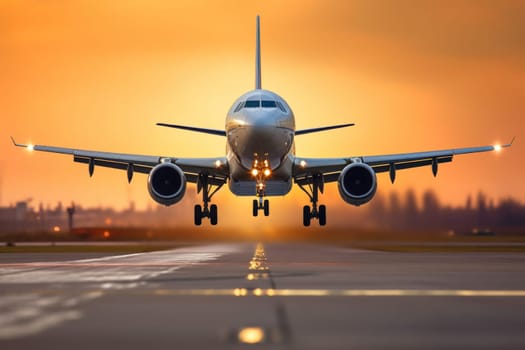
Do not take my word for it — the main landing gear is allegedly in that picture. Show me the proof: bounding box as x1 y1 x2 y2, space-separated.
298 173 327 226
194 173 224 226
252 197 270 217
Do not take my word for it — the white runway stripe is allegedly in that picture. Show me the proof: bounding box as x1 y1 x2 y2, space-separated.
0 244 239 284
0 244 239 340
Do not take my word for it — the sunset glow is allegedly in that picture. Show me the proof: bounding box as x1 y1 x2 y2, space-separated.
1 1 522 224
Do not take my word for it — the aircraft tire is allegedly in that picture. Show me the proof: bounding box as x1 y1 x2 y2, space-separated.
303 205 311 226
194 205 203 226
210 204 218 225
319 205 326 226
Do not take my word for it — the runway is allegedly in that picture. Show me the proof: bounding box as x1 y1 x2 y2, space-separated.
1 242 525 349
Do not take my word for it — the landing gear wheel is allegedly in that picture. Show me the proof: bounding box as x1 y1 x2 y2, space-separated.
194 173 225 226
303 205 311 227
210 204 218 225
298 173 327 227
253 199 259 217
319 205 327 226
194 205 202 226
263 199 270 216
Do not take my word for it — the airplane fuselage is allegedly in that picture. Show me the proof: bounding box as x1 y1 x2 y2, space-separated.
225 89 296 196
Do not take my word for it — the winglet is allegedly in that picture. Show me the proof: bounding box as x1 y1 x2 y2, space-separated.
255 15 262 90
502 136 515 149
10 136 26 147
492 137 515 152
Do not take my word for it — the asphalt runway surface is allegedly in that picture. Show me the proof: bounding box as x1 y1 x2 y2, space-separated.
1 242 525 350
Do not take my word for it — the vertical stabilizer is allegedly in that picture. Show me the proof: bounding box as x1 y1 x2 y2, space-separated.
255 15 262 89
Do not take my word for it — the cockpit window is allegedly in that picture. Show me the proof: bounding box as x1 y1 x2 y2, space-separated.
234 102 244 112
244 100 260 108
261 100 277 108
239 99 286 111
276 101 287 113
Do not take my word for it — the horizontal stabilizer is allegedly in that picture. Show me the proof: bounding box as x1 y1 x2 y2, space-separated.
295 123 354 136
156 123 226 136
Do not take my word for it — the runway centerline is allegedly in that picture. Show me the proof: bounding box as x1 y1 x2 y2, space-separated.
2 242 525 349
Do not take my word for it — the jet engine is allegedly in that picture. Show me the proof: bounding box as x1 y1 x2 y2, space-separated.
338 163 377 206
147 163 186 206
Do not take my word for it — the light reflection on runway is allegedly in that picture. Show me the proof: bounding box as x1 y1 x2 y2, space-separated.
2 242 525 349
234 242 289 344
148 288 525 297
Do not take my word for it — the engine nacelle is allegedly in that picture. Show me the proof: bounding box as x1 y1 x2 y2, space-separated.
338 163 377 206
147 163 186 206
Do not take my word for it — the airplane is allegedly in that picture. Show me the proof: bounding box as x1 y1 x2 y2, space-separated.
12 16 513 227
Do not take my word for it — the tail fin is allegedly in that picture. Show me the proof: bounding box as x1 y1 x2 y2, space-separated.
255 15 262 89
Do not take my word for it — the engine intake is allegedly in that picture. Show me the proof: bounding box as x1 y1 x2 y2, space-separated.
338 163 377 206
147 163 186 206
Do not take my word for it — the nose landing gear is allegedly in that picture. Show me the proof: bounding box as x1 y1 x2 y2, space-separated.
252 197 269 217
251 157 271 217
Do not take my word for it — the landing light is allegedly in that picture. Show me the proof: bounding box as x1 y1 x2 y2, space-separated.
233 288 248 297
263 168 271 177
27 144 34 152
238 327 265 344
215 160 222 167
300 160 307 168
251 169 259 176
494 144 502 152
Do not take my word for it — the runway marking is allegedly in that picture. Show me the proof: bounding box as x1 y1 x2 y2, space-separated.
0 244 240 340
0 244 239 284
248 243 270 272
1 263 203 267
150 288 525 297
0 292 102 340
232 243 291 345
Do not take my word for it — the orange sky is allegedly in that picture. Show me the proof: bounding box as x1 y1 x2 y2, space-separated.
1 1 523 222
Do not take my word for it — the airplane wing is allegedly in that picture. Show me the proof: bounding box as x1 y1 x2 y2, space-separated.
156 123 226 136
156 122 355 137
295 123 354 135
293 139 514 184
10 137 229 184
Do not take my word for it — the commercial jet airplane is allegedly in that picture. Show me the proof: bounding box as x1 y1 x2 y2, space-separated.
12 16 512 226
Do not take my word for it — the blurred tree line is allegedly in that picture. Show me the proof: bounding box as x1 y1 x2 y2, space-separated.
363 189 525 232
